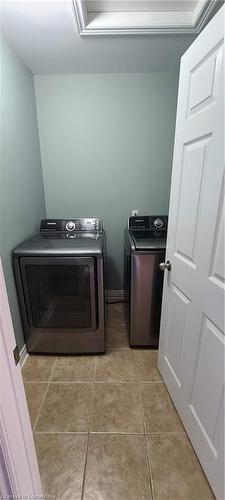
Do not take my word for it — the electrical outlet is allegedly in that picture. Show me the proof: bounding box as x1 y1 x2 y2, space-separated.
132 209 139 216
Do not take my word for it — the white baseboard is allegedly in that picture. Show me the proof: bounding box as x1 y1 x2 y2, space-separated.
19 343 28 368
105 289 124 303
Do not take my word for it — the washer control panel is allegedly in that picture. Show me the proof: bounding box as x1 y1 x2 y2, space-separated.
40 218 103 233
128 215 168 231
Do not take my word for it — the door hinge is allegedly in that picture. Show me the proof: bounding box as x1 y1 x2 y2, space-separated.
13 345 20 366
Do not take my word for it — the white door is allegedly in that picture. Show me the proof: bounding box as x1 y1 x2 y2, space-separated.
0 258 43 497
158 6 224 500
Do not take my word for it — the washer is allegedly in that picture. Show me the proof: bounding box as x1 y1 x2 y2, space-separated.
13 218 105 354
124 215 168 347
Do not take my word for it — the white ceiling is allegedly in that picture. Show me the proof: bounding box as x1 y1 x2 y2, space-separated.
2 1 222 75
1 0 197 74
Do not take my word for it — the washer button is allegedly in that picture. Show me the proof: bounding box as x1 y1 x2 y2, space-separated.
66 221 75 231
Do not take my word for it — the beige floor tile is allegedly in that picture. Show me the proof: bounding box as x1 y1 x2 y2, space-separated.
22 355 56 382
34 433 87 500
24 382 47 428
147 434 214 500
106 303 126 325
95 349 137 381
51 355 96 382
83 434 152 500
106 323 129 348
36 383 92 432
135 350 162 382
91 383 143 433
141 383 183 433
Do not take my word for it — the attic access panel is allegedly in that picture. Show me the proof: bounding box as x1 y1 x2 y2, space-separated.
73 0 217 35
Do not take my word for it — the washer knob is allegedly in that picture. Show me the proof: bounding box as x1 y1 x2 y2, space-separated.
154 218 163 229
66 221 75 231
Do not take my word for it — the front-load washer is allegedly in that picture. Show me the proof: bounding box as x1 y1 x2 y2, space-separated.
13 218 105 354
124 215 168 347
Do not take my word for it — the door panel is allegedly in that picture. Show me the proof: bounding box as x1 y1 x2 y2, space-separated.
189 317 224 443
209 184 224 288
175 136 210 263
188 44 222 116
165 285 190 387
158 7 224 499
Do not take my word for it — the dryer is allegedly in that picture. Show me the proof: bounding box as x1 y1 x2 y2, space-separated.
13 218 105 354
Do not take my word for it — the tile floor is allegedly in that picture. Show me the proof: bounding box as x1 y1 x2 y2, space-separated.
22 303 214 500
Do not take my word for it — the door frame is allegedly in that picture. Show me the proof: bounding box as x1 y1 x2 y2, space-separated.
0 258 43 497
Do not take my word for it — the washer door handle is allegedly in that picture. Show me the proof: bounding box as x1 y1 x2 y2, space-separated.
159 260 171 271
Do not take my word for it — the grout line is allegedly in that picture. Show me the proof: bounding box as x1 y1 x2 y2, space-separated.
24 379 149 385
133 349 140 381
34 431 89 435
89 431 144 435
32 380 97 384
24 377 163 386
133 351 147 434
140 381 163 384
23 380 52 384
93 380 140 384
134 349 154 500
33 430 186 436
25 380 143 384
145 434 156 500
29 380 142 386
81 358 97 499
94 354 98 382
32 357 58 432
50 355 58 379
24 381 48 386
80 426 91 500
145 431 186 435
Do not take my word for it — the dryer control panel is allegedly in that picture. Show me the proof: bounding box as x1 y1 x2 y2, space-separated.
40 218 103 233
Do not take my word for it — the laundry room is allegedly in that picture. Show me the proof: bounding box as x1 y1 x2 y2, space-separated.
0 2 224 500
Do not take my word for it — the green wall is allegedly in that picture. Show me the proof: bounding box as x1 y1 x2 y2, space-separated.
34 73 178 290
0 37 46 349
